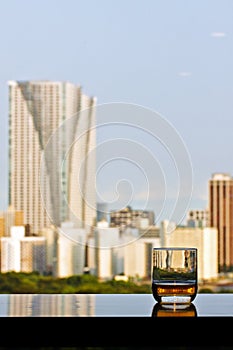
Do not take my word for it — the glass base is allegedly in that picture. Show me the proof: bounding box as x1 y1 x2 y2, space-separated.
161 296 191 304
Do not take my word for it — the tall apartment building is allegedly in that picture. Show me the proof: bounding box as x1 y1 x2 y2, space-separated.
209 173 233 272
8 80 96 234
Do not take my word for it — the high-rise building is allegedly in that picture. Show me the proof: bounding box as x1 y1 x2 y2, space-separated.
209 173 233 272
8 80 96 234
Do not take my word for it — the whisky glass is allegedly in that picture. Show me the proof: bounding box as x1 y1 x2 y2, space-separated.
152 247 198 305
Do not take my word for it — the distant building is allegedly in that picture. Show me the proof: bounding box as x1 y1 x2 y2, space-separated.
0 216 4 238
123 230 160 280
138 225 160 239
186 209 209 228
160 220 218 282
97 218 109 228
1 237 21 272
39 226 58 276
57 222 87 277
110 206 155 233
20 237 46 274
209 173 233 272
89 223 160 281
94 226 120 280
1 226 46 274
0 206 24 237
96 202 109 224
8 80 96 234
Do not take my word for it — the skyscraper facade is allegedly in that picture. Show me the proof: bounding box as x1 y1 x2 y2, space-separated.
209 173 233 272
8 80 96 234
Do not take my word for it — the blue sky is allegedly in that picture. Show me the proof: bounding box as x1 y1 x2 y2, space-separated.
0 0 232 224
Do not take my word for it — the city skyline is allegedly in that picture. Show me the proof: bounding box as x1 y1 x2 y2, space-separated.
0 0 232 225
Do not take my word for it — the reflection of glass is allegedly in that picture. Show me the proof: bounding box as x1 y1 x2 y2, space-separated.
152 247 198 304
151 302 197 317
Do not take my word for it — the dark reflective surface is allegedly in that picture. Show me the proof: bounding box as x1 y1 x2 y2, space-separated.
151 301 197 317
0 293 232 316
0 294 231 348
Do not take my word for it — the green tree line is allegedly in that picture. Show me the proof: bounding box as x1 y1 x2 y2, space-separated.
0 272 226 293
0 272 152 294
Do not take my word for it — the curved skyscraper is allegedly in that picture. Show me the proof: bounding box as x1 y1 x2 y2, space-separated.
8 80 96 234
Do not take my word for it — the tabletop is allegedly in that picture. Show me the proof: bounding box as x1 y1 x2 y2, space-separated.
0 293 232 347
0 292 232 316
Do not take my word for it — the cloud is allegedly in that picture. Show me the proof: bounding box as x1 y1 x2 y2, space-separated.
178 71 192 77
211 32 226 38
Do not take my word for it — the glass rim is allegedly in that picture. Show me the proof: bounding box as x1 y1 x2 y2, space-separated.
152 247 197 251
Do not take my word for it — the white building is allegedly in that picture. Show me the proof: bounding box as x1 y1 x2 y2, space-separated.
1 237 21 272
124 236 147 279
123 227 161 280
39 226 58 276
91 225 161 281
8 80 96 234
57 222 87 277
94 226 121 280
160 220 218 282
1 226 46 274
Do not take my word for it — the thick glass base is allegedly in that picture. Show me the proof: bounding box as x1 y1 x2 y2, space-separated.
160 296 191 304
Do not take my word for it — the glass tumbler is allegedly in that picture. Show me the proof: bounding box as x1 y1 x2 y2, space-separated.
152 247 198 304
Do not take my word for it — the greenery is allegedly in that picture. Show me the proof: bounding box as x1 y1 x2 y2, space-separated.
0 272 229 293
0 272 152 294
